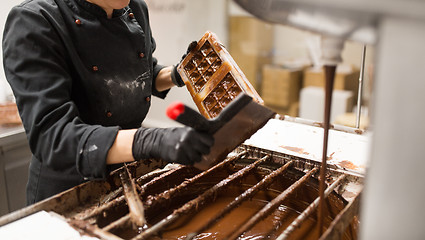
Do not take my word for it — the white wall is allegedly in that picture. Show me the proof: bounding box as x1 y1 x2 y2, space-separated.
0 0 23 103
143 0 228 127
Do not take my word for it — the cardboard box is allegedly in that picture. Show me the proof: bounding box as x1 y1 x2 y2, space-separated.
234 55 271 90
265 102 299 117
0 102 21 125
334 112 369 129
261 65 302 108
303 67 360 93
229 16 274 90
229 16 274 54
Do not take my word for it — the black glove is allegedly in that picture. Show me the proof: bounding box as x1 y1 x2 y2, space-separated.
132 127 214 165
171 41 198 87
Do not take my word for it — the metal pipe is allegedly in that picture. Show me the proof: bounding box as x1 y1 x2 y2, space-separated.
99 165 182 206
99 187 123 205
81 166 187 221
83 152 246 222
135 166 181 185
102 151 248 234
282 115 364 135
319 192 362 240
132 155 270 240
356 45 367 129
81 195 126 221
137 166 193 197
102 215 131 232
68 218 123 240
227 167 318 240
145 151 247 208
186 160 294 240
276 174 347 240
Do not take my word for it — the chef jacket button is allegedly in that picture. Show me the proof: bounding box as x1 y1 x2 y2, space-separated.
129 12 135 19
92 66 99 72
139 52 145 58
75 19 82 25
145 96 151 102
106 111 112 118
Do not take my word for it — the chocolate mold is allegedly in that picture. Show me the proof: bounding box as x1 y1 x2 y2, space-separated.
177 31 263 119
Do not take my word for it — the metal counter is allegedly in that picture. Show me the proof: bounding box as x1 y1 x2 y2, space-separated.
0 125 31 217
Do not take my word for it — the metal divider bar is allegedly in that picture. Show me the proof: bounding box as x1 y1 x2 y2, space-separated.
319 192 362 240
81 166 187 221
132 155 270 240
68 218 123 240
98 151 248 234
135 165 185 186
276 174 347 240
144 151 247 208
186 160 294 240
81 195 126 221
99 166 175 206
102 215 131 232
227 167 319 240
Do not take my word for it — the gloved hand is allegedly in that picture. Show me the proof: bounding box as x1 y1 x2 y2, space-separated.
132 126 214 165
171 41 198 87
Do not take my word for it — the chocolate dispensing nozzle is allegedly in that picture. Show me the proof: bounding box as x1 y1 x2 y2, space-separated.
166 93 275 170
317 36 344 236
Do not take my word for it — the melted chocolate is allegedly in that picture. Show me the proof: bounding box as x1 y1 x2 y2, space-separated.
110 165 356 240
318 65 337 235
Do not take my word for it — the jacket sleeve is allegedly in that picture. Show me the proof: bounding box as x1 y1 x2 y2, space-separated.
2 5 118 180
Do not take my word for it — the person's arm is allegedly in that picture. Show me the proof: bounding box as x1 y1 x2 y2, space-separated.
154 66 175 92
106 125 215 166
106 129 137 164
152 41 198 93
105 64 181 165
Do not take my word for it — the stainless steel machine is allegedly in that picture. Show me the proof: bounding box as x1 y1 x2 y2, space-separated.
234 0 425 239
0 129 365 239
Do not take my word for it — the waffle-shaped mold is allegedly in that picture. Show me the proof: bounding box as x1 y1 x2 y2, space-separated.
177 32 264 119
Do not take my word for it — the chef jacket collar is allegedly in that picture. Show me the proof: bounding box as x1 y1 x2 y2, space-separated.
74 0 128 18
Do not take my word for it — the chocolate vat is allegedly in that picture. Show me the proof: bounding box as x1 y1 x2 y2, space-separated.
0 145 362 240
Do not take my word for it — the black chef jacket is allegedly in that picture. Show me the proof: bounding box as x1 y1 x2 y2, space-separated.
2 0 168 204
